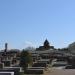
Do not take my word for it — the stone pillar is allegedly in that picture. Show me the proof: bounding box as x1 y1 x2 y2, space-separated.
5 43 8 53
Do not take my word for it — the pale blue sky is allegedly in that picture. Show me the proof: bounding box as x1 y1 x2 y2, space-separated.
0 0 75 49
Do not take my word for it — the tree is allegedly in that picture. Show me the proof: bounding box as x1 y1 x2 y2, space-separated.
20 50 32 73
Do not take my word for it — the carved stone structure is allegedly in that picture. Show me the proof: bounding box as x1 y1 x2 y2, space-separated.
36 39 54 50
5 43 8 53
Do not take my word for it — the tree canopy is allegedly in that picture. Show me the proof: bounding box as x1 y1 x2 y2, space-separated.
20 50 32 72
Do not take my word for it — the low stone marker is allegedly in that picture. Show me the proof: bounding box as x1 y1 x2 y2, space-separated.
2 60 11 67
4 67 22 72
26 68 44 74
32 62 47 68
28 67 45 70
0 72 14 75
0 63 4 69
37 59 50 64
0 68 20 75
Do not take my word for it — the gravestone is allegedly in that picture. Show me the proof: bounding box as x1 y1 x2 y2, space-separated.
32 62 47 68
2 60 11 67
0 68 20 75
26 69 44 74
0 72 14 75
0 63 4 69
37 59 50 64
4 67 22 72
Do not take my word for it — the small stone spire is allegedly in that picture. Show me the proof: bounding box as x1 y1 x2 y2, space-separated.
5 43 8 52
44 39 50 49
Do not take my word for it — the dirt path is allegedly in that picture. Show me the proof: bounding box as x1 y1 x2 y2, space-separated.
44 69 75 75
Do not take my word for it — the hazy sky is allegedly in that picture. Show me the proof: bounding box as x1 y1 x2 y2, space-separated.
0 0 75 49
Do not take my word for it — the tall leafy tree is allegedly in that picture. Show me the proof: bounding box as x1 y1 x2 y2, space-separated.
20 50 32 73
